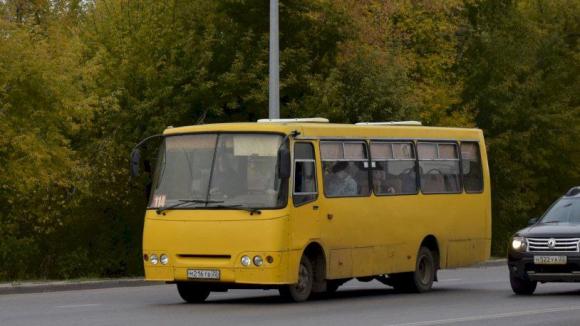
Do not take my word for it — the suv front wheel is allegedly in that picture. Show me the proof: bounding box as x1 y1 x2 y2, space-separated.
510 272 537 295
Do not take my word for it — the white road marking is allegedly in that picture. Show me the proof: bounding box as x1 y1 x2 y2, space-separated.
384 306 580 326
55 304 102 309
438 278 462 282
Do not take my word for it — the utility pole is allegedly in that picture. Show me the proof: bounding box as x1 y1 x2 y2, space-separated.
268 0 280 119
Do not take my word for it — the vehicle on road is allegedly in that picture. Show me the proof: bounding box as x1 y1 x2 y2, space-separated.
508 187 580 295
131 118 491 302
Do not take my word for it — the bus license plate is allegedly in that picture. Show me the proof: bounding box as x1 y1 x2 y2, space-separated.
187 269 220 280
533 256 567 265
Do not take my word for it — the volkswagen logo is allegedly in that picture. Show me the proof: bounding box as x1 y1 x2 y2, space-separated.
548 238 557 249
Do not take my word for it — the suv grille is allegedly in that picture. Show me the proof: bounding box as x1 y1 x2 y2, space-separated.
527 238 580 252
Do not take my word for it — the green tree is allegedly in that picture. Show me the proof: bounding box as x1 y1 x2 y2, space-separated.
460 0 580 253
0 2 89 279
303 0 473 126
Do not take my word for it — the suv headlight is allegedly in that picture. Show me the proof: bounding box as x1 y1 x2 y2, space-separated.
511 236 527 251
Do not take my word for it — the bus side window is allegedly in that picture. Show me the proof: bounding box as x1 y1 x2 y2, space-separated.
320 141 370 197
293 142 318 206
418 142 461 194
461 142 484 193
370 142 417 195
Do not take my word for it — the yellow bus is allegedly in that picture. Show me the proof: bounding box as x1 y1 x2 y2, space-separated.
131 119 491 302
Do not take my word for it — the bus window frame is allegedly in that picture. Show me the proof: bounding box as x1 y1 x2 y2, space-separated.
292 141 319 207
417 140 463 195
320 140 372 199
369 140 419 197
459 141 485 194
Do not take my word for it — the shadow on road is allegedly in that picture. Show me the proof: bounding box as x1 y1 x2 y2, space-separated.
162 287 456 306
516 288 580 297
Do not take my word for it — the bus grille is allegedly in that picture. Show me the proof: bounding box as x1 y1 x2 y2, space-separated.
527 238 580 252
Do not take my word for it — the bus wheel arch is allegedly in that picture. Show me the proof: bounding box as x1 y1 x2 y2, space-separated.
279 242 326 302
420 235 440 273
302 242 327 293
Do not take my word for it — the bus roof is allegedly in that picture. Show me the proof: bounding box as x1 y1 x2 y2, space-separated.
163 122 483 140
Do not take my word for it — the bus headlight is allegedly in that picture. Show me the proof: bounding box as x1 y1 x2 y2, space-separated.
150 254 159 265
511 237 527 251
241 255 251 267
160 254 169 265
253 256 263 266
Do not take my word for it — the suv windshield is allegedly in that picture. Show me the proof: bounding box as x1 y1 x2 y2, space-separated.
148 133 285 210
540 198 580 224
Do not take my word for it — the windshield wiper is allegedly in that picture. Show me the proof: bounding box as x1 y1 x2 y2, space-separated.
206 204 262 215
542 220 562 224
156 199 224 215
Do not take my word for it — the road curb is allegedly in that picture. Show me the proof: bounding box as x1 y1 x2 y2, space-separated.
473 258 506 267
0 278 163 295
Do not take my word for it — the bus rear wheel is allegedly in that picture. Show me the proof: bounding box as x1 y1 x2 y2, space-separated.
391 246 435 293
279 256 313 302
176 283 211 303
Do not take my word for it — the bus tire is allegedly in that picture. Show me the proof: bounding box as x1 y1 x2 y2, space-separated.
176 283 211 303
392 246 435 293
510 272 537 295
279 256 313 302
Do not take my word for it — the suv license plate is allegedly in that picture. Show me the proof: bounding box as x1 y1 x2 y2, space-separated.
187 269 220 280
533 256 567 265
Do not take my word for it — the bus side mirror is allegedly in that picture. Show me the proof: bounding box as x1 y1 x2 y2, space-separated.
528 217 538 226
278 147 291 179
130 148 141 177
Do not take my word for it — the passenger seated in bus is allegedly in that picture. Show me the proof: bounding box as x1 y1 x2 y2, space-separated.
326 161 358 196
374 167 397 194
422 170 446 193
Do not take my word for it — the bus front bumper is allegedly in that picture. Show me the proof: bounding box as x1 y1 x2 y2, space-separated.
144 250 300 285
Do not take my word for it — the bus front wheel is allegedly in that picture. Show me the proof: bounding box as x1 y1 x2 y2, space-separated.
176 283 211 303
279 256 313 302
391 246 435 293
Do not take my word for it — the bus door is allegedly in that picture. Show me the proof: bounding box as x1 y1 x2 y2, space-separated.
290 142 322 253
318 141 374 278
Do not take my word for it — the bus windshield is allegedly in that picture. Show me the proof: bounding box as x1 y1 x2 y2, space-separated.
149 133 285 210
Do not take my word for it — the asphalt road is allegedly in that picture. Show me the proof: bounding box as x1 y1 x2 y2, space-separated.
2 265 580 326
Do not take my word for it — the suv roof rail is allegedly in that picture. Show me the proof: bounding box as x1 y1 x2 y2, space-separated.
565 187 580 197
257 118 329 123
355 121 422 126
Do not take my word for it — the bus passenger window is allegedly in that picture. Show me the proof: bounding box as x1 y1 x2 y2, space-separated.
321 141 370 197
461 142 483 192
293 143 317 206
418 142 461 194
371 142 417 195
